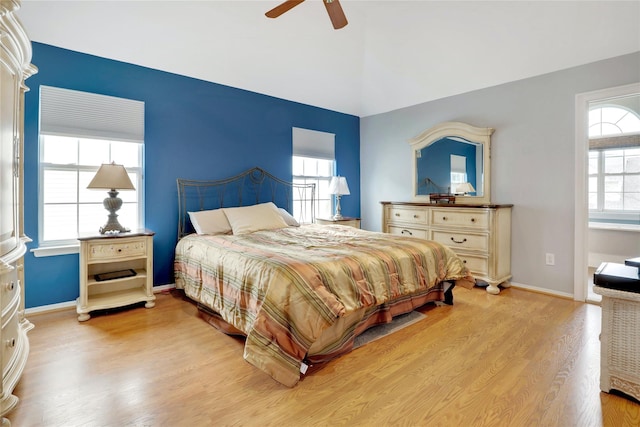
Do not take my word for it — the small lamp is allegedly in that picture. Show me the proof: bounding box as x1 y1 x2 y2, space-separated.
87 162 135 234
456 182 475 195
328 176 350 220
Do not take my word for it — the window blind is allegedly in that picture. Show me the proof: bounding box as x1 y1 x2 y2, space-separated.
39 86 144 142
292 127 335 160
589 134 640 150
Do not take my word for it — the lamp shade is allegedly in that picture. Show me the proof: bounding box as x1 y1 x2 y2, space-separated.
328 176 350 196
456 182 475 194
87 162 135 190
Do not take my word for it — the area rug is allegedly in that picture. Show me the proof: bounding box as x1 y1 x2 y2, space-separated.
353 311 426 349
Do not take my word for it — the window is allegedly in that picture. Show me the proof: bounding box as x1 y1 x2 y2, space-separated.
588 101 640 223
292 156 334 221
40 136 143 245
291 127 336 222
38 86 144 248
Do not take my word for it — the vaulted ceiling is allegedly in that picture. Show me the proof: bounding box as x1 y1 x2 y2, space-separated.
17 1 640 117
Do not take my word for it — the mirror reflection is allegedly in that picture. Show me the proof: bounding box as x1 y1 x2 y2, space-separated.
416 136 483 197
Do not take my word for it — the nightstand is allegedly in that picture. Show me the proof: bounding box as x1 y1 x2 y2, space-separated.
316 217 361 229
77 229 156 321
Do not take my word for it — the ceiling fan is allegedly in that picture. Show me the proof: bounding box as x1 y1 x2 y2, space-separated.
266 0 348 30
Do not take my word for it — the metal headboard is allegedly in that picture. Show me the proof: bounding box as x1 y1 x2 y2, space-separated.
177 167 316 239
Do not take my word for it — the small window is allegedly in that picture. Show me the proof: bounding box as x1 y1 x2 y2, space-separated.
292 156 334 221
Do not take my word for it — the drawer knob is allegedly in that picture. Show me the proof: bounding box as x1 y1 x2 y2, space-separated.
471 218 476 222
401 229 413 236
442 216 447 221
6 281 15 291
6 338 15 348
413 214 419 219
451 237 467 244
395 213 400 217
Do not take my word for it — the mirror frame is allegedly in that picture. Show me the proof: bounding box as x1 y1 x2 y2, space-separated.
409 121 494 204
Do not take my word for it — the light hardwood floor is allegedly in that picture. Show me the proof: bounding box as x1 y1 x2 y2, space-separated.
9 287 640 427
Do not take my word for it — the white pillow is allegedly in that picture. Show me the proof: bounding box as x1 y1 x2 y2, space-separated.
188 209 232 235
278 208 300 227
223 202 289 235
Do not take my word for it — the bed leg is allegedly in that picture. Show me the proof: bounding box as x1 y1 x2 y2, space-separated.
443 282 455 305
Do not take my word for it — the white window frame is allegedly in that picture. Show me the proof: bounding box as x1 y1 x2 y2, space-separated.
292 127 336 222
587 103 640 224
33 87 145 257
292 155 335 221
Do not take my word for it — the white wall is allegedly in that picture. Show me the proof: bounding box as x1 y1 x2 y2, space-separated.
360 52 640 295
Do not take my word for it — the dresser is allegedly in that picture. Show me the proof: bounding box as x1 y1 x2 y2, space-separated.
0 0 36 422
382 202 512 295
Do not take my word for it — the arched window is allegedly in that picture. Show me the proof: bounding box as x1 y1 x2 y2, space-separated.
588 100 640 223
589 105 640 137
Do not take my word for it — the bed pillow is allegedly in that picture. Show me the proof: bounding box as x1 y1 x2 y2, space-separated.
188 208 232 235
223 202 289 235
278 208 300 227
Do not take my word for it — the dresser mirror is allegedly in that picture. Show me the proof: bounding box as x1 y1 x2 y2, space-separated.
409 121 494 204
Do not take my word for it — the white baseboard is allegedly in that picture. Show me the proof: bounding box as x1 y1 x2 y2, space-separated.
25 283 177 316
509 281 574 300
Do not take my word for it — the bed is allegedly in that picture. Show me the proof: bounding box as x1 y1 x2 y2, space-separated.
174 167 475 387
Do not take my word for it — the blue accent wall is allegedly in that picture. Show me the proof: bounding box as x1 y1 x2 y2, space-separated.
23 43 360 309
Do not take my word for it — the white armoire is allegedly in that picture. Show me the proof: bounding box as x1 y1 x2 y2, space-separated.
0 0 35 423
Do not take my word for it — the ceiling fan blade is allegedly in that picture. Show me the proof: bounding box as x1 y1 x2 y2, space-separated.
324 0 348 29
265 0 305 18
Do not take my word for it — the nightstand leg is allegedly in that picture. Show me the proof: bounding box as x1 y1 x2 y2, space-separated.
78 313 91 322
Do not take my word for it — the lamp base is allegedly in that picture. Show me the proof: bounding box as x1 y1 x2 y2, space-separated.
99 216 130 234
332 213 344 220
99 190 130 234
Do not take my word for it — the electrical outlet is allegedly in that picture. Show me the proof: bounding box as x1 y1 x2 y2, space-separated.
546 253 555 266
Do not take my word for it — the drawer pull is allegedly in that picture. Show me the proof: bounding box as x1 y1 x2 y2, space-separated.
6 338 15 348
401 229 413 236
471 218 476 223
442 216 447 221
413 214 419 219
395 213 400 217
451 237 467 244
6 281 15 291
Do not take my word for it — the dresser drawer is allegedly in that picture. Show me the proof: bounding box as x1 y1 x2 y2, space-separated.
2 308 20 371
88 238 147 261
388 226 428 239
456 254 488 276
431 230 488 251
388 207 428 225
431 209 489 229
1 265 19 314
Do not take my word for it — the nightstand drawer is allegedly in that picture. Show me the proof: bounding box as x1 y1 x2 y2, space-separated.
88 238 147 261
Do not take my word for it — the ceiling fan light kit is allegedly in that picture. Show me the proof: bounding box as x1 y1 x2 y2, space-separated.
266 0 348 30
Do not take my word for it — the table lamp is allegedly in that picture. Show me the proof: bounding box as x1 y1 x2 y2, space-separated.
328 176 350 220
456 182 475 196
87 162 135 234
